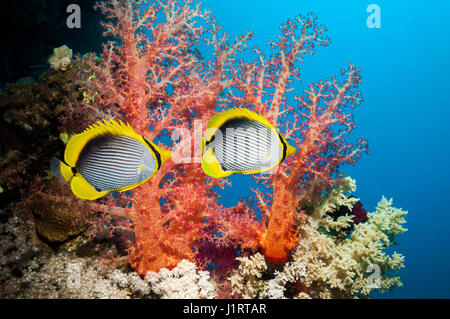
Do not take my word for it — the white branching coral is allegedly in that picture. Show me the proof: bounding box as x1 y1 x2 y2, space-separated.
261 260 307 299
291 176 408 298
312 176 360 233
229 253 267 298
48 45 73 71
145 259 216 299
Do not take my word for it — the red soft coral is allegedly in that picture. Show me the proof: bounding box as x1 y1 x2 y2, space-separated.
73 0 260 274
69 0 368 274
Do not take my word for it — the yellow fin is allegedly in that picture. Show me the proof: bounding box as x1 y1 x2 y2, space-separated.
59 161 73 182
201 137 206 153
50 157 73 183
286 143 297 157
205 107 276 142
201 148 232 179
64 119 142 167
277 133 297 159
119 183 142 192
71 174 109 200
153 143 172 166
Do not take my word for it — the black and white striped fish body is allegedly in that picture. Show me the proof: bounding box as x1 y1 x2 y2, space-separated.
208 119 283 173
77 135 157 193
201 108 297 178
52 119 172 200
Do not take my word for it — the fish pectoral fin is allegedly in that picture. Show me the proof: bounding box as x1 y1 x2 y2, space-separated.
201 149 231 179
70 174 109 200
50 157 73 184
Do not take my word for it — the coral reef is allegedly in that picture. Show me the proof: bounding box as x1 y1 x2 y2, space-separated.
70 0 368 275
0 0 408 299
0 52 100 207
72 0 260 274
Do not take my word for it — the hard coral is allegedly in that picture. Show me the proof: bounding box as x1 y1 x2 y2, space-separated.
54 0 406 300
25 179 92 243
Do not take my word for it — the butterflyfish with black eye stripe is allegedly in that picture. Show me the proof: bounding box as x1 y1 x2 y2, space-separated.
50 119 171 200
201 107 297 178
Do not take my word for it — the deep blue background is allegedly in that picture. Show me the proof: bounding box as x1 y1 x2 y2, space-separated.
201 0 450 298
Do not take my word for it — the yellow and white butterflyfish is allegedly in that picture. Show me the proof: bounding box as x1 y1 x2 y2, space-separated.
50 119 171 200
201 107 297 178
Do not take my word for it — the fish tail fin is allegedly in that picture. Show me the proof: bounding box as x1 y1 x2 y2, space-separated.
159 148 172 165
286 143 297 157
50 157 73 184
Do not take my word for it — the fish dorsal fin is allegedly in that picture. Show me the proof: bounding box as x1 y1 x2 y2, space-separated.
64 119 142 167
205 107 276 142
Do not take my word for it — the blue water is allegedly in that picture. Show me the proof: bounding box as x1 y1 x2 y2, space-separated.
201 0 450 298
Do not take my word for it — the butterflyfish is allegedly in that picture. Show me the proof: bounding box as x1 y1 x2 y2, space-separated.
201 107 297 178
51 119 171 200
